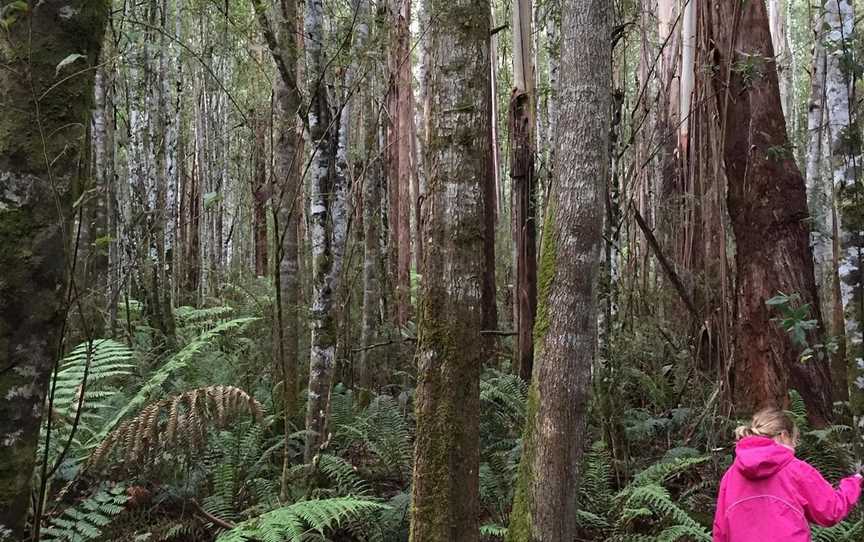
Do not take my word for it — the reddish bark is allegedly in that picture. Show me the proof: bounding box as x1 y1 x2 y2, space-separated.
707 0 832 423
386 0 413 328
509 89 537 380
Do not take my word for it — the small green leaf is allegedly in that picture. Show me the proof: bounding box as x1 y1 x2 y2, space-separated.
203 191 223 210
56 53 87 77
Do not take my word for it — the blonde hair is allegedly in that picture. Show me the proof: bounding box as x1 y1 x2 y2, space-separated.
734 407 799 444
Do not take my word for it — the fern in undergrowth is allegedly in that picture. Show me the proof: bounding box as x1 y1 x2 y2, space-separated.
328 390 413 481
42 484 129 542
93 316 259 443
575 441 711 541
90 385 263 466
215 497 390 542
812 518 864 542
44 340 136 474
317 454 373 497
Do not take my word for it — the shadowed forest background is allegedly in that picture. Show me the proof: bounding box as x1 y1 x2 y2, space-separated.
2 0 864 540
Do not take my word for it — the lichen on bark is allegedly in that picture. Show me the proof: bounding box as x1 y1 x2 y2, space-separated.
0 1 109 535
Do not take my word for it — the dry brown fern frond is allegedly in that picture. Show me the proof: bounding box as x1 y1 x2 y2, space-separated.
90 385 264 468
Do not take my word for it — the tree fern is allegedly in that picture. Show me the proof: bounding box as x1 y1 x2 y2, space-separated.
42 484 129 542
215 497 389 542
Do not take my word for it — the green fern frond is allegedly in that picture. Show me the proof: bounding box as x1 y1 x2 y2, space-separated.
318 454 372 496
42 484 129 542
90 385 263 466
480 523 507 539
94 316 259 443
215 497 389 542
631 455 709 487
53 339 135 422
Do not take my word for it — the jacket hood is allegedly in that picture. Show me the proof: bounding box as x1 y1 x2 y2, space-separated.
733 436 795 480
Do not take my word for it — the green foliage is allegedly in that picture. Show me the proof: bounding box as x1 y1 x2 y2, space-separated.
813 518 864 542
95 316 260 443
46 339 136 475
42 484 129 542
765 292 837 363
215 497 390 542
575 442 712 542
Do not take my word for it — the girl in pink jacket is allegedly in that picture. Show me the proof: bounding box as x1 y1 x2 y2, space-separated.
712 408 862 541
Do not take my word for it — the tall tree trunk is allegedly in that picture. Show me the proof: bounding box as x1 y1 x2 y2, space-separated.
358 1 383 402
823 0 864 422
506 1 610 540
303 0 340 463
252 112 269 277
387 0 413 330
250 0 303 486
767 0 793 125
409 0 492 539
510 0 538 381
0 1 109 535
708 0 833 424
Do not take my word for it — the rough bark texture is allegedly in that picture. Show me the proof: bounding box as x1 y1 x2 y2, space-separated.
822 0 864 424
506 1 611 540
387 0 413 330
261 0 304 498
708 0 833 423
510 0 538 382
0 1 108 535
408 0 491 539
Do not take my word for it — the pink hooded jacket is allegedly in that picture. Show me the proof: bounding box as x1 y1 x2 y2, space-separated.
712 436 862 541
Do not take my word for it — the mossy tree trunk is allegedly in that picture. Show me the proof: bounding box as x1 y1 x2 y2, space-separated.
0 0 109 536
408 0 492 540
252 0 303 496
506 0 611 540
707 0 834 424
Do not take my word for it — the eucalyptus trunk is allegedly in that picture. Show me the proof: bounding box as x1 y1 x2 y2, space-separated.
510 0 538 382
0 1 109 535
823 0 864 423
708 0 833 424
409 0 492 539
506 1 611 540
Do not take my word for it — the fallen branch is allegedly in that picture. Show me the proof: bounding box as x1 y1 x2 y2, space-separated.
632 207 700 320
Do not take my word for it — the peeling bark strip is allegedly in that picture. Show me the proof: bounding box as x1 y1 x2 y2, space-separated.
408 0 492 540
706 0 833 423
505 1 611 540
0 0 109 535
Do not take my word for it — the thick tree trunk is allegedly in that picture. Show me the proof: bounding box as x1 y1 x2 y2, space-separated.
409 0 492 539
0 1 108 535
708 0 833 423
506 1 610 540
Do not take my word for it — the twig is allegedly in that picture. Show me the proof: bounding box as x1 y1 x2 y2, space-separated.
632 207 699 321
351 337 416 353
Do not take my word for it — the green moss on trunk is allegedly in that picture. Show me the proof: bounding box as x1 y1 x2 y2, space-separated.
0 1 109 536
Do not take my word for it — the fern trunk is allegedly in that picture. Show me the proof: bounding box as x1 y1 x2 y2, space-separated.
408 0 492 540
506 0 611 540
0 1 109 536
